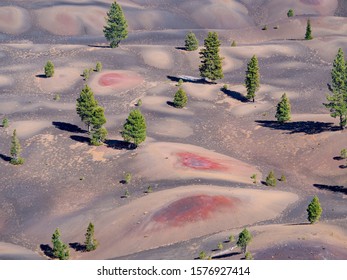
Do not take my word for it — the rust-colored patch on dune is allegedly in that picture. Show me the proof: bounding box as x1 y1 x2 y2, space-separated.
152 195 238 227
99 73 126 86
56 13 75 25
300 0 321 5
177 152 228 171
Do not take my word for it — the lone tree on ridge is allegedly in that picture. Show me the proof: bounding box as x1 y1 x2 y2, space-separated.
245 55 260 102
307 195 323 224
237 228 252 254
276 93 291 123
185 31 199 51
76 85 98 132
103 1 128 48
51 228 70 260
84 222 98 252
173 87 188 108
44 61 55 78
10 129 24 165
122 109 146 148
199 31 224 82
305 19 313 40
324 48 347 129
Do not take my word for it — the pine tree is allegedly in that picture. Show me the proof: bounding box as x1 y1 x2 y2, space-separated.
51 228 70 260
10 129 24 165
199 32 224 82
2 117 9 128
185 31 199 51
276 93 291 123
95 62 102 72
265 171 277 186
103 1 128 48
245 55 260 102
76 85 98 132
305 19 313 40
122 109 146 148
91 127 108 146
173 87 188 108
237 228 252 254
307 195 323 224
324 48 347 129
44 61 55 77
287 9 294 17
84 222 98 252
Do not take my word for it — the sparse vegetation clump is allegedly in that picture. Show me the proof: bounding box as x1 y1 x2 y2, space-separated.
231 40 237 47
280 174 286 182
229 234 235 242
124 189 130 198
136 99 142 107
83 68 91 81
262 25 268 31
103 1 128 48
124 173 132 184
51 228 70 260
147 185 153 193
305 19 313 40
250 174 257 184
122 109 147 148
199 31 224 82
217 242 223 250
276 93 291 123
199 251 207 259
44 60 55 78
84 222 98 252
76 85 98 132
325 48 347 129
265 171 277 186
95 62 102 72
185 31 199 51
245 55 260 102
245 251 254 260
2 117 9 128
173 87 188 108
177 79 183 86
10 129 24 165
307 195 323 224
340 149 347 159
287 9 294 17
53 94 61 101
237 228 252 254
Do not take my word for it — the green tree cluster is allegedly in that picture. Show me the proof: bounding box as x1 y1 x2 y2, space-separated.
245 55 260 102
122 109 146 148
51 228 70 260
103 1 128 48
276 93 291 123
10 129 24 165
237 228 252 254
173 87 188 108
185 31 199 51
199 32 224 82
324 48 347 129
44 61 55 78
307 196 322 224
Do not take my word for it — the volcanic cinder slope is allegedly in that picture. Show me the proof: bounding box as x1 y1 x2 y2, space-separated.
1 0 347 260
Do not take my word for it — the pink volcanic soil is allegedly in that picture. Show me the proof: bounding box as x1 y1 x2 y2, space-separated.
177 152 228 171
151 195 238 227
98 72 143 88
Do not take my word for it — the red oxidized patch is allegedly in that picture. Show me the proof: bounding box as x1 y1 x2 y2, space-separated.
152 195 237 227
177 152 227 171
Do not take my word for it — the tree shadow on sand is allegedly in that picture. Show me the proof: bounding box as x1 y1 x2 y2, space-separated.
35 74 48 79
88 44 111 49
211 252 241 259
69 242 86 252
255 120 339 135
221 87 248 103
313 184 347 195
105 139 135 150
40 244 55 259
70 135 90 144
52 121 86 133
167 75 212 85
0 154 11 162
